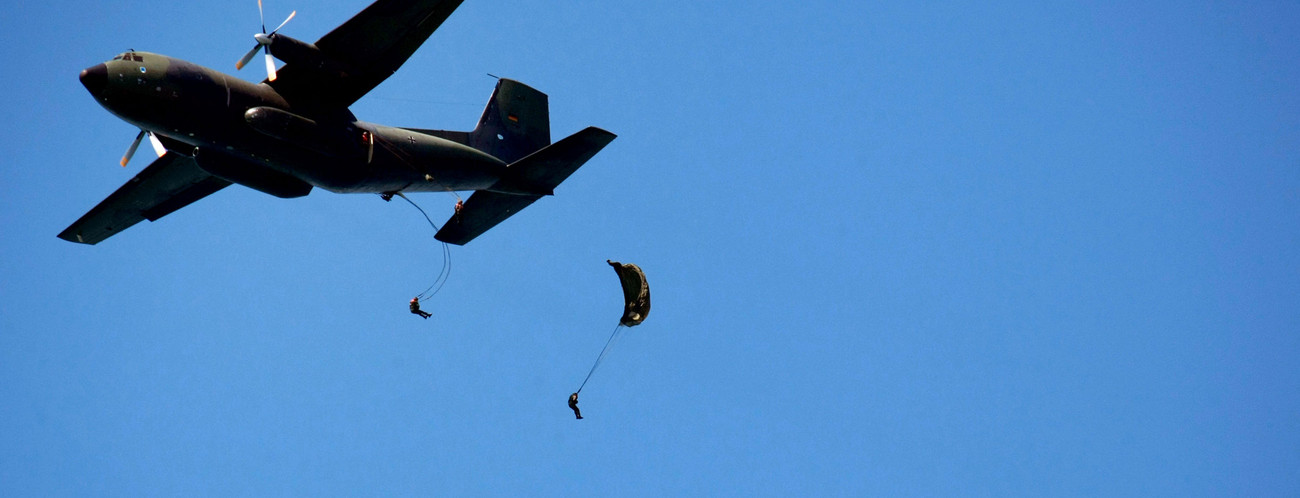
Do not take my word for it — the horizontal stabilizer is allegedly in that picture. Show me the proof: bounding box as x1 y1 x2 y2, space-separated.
434 191 543 246
435 127 616 245
488 126 616 195
59 153 231 245
497 126 616 193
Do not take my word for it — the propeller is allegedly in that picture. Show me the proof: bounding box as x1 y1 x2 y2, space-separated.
235 0 295 81
121 130 167 167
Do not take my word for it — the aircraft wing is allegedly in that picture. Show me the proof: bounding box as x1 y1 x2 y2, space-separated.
58 153 231 245
270 0 465 109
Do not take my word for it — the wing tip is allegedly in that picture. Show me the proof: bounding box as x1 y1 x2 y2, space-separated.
434 227 472 246
580 126 617 143
57 230 96 245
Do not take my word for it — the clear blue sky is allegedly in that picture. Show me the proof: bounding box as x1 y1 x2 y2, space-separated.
3 0 1299 495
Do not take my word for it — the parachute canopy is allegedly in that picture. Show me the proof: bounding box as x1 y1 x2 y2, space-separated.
608 260 650 326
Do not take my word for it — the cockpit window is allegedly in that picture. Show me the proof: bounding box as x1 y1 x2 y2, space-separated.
112 53 143 62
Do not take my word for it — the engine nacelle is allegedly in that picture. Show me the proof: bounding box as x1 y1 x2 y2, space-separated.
267 34 352 79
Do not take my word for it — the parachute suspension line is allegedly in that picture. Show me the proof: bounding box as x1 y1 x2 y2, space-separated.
576 323 627 394
395 192 453 300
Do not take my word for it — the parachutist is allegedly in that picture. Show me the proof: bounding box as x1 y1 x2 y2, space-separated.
409 297 432 319
380 192 395 202
454 199 464 224
568 392 583 419
572 261 651 396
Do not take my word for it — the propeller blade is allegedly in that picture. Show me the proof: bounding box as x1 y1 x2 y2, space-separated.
121 130 146 167
238 1 290 77
148 132 167 158
236 44 261 70
265 51 277 81
270 10 295 35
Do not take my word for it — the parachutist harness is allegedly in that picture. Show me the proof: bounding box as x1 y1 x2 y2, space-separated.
410 296 432 319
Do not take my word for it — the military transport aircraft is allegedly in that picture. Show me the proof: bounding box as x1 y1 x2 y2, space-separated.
59 0 615 245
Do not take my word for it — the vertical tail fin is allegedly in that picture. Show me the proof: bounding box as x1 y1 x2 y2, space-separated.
467 79 551 163
403 78 551 163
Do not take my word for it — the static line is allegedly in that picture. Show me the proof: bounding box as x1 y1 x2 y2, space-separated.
396 193 453 300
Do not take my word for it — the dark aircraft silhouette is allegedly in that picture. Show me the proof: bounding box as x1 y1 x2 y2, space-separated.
60 0 615 245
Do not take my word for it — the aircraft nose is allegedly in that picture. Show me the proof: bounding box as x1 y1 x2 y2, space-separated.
79 63 108 96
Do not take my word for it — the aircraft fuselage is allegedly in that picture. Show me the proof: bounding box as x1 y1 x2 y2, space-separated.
80 51 507 197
